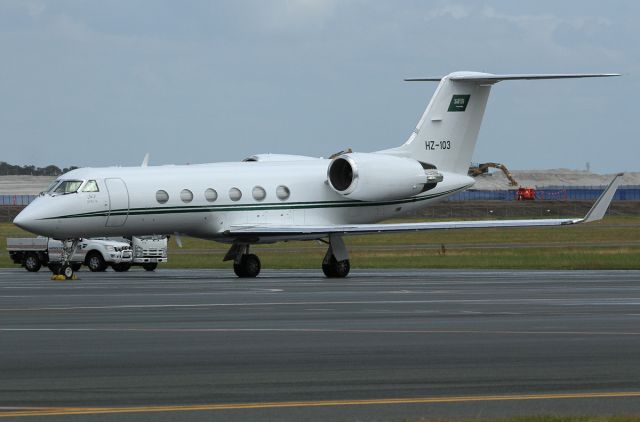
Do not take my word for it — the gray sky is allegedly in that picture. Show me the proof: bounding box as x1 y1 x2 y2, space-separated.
0 0 637 173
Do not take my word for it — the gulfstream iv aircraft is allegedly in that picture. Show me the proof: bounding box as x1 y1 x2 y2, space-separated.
14 71 622 279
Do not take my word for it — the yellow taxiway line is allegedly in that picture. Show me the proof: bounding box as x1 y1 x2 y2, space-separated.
2 391 640 418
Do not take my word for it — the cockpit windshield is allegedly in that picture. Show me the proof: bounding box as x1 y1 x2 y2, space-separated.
45 180 61 193
53 180 83 195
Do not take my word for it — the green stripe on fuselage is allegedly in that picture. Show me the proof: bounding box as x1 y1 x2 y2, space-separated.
42 186 469 220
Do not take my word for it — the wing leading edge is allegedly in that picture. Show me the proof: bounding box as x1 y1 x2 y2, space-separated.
227 174 624 237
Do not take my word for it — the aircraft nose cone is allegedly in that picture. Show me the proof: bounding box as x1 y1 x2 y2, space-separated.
13 205 38 233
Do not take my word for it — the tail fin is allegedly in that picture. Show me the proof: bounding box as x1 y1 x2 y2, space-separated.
379 71 619 175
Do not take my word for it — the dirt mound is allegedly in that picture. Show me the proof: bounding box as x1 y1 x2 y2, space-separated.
473 169 640 189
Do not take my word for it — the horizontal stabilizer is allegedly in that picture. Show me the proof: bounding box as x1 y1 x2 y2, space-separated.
405 73 620 84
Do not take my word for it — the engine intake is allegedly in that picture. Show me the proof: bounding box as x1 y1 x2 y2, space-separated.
327 153 440 201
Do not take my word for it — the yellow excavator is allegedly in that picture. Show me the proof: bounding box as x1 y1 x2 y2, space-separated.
468 162 518 186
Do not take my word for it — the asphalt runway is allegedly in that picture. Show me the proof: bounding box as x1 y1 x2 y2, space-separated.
1 268 640 421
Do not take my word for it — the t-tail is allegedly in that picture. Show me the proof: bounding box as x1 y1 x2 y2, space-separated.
379 71 619 175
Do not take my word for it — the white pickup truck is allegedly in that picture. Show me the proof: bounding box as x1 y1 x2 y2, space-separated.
7 237 133 273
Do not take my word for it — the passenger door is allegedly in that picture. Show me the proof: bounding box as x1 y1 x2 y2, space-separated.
105 178 130 227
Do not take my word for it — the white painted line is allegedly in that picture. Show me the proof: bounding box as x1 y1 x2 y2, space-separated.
0 327 639 336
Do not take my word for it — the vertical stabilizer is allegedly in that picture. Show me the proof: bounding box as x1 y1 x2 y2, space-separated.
379 71 619 175
380 71 492 175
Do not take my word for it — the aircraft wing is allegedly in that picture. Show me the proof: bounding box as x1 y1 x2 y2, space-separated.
227 174 623 238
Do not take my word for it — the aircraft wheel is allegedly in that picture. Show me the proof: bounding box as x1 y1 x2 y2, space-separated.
61 264 74 280
71 263 82 272
234 254 261 278
87 252 107 272
142 263 158 272
322 256 350 278
24 253 42 272
112 263 132 272
48 263 61 274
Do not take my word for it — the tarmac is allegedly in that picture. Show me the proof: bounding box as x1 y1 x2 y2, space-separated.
1 268 640 421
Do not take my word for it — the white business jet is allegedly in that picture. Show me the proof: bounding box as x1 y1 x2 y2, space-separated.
14 71 622 279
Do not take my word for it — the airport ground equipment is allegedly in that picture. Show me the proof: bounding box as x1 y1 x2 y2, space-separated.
469 162 519 186
7 237 132 275
110 236 168 272
516 187 536 200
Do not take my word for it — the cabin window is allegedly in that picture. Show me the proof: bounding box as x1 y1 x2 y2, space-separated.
252 186 266 201
82 180 99 192
156 190 169 204
180 189 193 203
204 188 218 202
229 187 242 201
53 180 83 194
276 185 290 200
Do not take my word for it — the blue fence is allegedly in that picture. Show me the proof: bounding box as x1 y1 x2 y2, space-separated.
0 195 37 206
447 186 640 201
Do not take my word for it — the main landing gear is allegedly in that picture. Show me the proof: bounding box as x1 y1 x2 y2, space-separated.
52 238 81 280
224 234 350 279
321 234 350 278
224 243 261 278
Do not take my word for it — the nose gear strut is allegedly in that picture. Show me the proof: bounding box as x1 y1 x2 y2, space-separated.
51 238 81 280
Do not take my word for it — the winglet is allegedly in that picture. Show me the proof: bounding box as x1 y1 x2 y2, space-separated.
581 173 624 223
141 153 150 167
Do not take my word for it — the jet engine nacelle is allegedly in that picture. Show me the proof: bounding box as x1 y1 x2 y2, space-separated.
327 153 434 201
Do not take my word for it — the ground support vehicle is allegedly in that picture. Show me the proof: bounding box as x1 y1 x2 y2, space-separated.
107 236 167 272
7 237 133 273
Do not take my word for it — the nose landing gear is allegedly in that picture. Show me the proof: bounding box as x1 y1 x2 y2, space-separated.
52 239 81 281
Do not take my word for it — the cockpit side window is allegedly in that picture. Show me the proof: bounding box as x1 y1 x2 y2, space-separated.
82 180 99 192
53 180 83 194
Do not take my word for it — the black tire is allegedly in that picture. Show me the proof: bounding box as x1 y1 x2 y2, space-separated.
142 263 158 272
24 253 41 272
48 263 61 274
86 252 107 272
112 263 132 272
61 264 74 280
71 263 82 272
233 254 261 278
322 256 350 278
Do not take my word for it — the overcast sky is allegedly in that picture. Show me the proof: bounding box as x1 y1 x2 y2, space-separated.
0 0 637 173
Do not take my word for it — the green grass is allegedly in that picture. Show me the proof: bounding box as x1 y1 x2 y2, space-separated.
2 216 639 270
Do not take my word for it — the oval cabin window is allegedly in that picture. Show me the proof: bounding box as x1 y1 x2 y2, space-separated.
229 187 242 201
276 185 290 200
205 188 218 202
156 190 169 204
180 189 193 203
252 186 266 201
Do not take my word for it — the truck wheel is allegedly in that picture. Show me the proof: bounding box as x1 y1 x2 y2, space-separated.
87 252 107 272
112 263 132 272
24 253 41 272
142 263 158 272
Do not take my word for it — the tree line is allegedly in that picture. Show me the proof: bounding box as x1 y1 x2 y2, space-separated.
0 162 78 176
